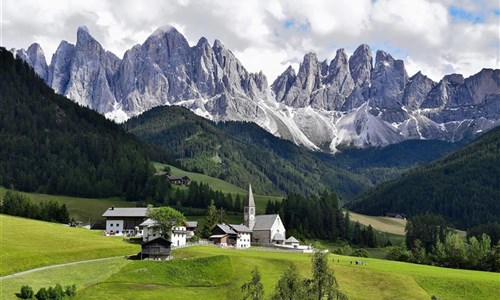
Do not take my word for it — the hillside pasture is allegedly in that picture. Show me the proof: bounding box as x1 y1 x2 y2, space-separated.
154 163 283 214
0 214 139 276
0 187 135 224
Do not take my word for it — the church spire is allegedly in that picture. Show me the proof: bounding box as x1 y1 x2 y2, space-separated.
244 183 256 229
247 183 255 208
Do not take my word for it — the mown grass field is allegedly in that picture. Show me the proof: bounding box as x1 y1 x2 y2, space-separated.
3 243 498 300
0 215 139 276
347 211 407 235
0 187 135 224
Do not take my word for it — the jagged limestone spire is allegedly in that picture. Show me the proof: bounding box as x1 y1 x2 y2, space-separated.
244 183 256 229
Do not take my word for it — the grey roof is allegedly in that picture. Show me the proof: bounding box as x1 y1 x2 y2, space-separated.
273 232 285 241
247 184 255 207
184 221 198 228
216 224 237 235
230 224 252 233
209 234 227 239
102 207 147 218
253 214 280 231
285 236 300 243
139 218 158 227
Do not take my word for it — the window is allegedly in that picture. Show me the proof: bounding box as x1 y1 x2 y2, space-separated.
110 224 113 227
116 223 119 227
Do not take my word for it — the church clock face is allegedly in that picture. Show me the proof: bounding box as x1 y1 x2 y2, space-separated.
244 214 248 220
250 215 254 220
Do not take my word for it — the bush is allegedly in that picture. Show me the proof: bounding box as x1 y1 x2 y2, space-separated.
351 248 370 258
17 285 34 299
33 283 77 300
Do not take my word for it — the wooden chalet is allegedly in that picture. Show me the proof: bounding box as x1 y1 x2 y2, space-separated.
167 176 191 186
141 237 172 260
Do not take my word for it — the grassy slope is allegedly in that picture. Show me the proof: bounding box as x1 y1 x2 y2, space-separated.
17 246 495 300
348 211 407 235
0 215 139 276
0 187 135 224
154 163 283 214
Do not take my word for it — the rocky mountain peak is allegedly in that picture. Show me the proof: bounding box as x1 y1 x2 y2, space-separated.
349 44 372 86
443 73 465 85
22 26 500 151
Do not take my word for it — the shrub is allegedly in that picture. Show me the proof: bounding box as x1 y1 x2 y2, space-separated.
17 285 34 299
351 248 370 258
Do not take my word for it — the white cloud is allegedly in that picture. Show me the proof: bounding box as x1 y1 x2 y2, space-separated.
1 0 498 83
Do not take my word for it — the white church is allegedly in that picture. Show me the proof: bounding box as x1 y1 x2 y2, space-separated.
244 184 286 244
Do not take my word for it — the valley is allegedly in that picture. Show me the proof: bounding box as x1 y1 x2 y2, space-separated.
1 215 498 300
1 4 499 299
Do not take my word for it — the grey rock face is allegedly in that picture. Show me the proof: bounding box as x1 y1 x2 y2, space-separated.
349 44 372 87
402 71 436 110
21 27 500 151
14 43 49 81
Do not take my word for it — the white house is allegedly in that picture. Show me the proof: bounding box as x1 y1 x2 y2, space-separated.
139 218 187 247
209 223 252 249
102 207 148 236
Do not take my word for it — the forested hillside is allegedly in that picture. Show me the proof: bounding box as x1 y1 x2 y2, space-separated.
0 48 170 199
348 127 500 229
124 106 368 197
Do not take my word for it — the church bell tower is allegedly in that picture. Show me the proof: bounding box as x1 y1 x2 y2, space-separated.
244 183 256 229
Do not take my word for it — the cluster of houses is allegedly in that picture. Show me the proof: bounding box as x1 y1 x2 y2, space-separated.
102 184 304 260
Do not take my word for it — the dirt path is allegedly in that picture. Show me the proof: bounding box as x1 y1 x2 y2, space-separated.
0 255 128 279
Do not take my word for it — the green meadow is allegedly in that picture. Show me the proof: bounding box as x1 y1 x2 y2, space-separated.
0 215 139 276
2 242 498 300
0 187 135 224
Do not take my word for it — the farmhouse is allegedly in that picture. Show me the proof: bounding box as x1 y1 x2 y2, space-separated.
139 218 189 247
102 207 147 236
140 237 171 260
385 212 407 220
209 223 252 249
244 184 286 244
167 175 191 186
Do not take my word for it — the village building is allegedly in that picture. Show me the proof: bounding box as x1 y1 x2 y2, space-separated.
102 207 148 236
209 223 252 249
285 236 300 247
184 221 198 238
385 212 407 220
140 237 171 260
167 175 191 186
139 218 188 247
244 184 286 244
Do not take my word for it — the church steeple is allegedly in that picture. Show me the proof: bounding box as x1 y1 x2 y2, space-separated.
244 183 256 229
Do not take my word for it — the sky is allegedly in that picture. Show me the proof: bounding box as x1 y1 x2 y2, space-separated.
1 0 499 82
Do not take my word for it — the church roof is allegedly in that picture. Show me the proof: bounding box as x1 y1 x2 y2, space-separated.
253 214 280 231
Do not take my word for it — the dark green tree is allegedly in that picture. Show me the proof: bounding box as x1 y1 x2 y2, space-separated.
241 267 264 300
201 200 219 238
271 265 307 300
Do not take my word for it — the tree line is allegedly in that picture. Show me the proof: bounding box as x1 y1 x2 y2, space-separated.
267 191 377 248
1 191 69 224
385 213 500 272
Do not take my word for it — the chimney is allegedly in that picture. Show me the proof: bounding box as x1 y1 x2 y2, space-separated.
111 206 114 210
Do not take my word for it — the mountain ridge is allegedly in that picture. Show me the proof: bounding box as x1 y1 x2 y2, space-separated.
14 26 500 152
347 126 500 229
